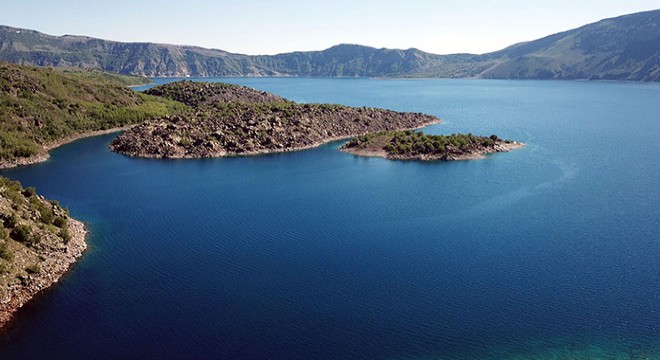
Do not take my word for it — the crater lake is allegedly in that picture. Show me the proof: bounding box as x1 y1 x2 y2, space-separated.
1 78 660 359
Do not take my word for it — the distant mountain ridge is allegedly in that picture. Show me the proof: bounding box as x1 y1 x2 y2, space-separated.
1 9 659 81
478 9 660 81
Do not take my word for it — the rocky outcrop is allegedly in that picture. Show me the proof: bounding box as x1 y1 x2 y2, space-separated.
111 105 440 158
0 219 86 330
144 81 288 107
0 178 87 331
110 82 441 158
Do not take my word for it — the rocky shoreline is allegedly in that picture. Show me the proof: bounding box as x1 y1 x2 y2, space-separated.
340 131 525 161
111 116 442 159
0 126 135 170
0 218 87 331
110 81 442 159
343 140 525 160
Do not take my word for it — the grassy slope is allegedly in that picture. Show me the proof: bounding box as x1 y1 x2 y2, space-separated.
54 67 152 87
0 62 184 164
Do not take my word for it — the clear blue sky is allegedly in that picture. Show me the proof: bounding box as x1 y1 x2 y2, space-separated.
1 0 658 55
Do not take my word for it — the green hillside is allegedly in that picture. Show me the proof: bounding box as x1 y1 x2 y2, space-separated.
54 67 151 86
0 62 184 166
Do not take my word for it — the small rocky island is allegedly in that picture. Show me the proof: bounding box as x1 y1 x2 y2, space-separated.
341 130 525 161
0 177 86 330
110 81 441 158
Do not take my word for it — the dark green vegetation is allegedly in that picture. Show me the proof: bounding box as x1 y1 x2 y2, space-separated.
1 9 659 80
0 62 185 167
347 131 496 153
54 67 152 87
110 81 440 158
342 131 522 161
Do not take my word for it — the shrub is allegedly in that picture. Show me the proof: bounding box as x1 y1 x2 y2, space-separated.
22 187 37 197
25 263 41 274
40 207 54 224
3 214 19 229
10 224 31 243
60 228 72 244
0 242 13 261
2 187 24 206
29 233 42 246
53 216 68 228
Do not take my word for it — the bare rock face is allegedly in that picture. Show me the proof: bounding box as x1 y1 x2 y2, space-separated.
144 81 288 107
6 9 660 82
111 81 441 158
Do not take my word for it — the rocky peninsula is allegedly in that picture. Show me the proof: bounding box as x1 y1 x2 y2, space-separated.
341 131 525 161
110 81 441 158
0 177 87 331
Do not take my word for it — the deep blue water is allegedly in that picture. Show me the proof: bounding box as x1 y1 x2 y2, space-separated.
1 78 660 359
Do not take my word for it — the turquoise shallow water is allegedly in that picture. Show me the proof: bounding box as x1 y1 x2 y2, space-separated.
1 78 660 359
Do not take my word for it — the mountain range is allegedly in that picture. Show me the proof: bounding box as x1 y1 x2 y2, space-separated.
1 9 659 81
